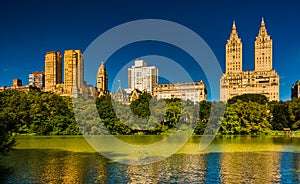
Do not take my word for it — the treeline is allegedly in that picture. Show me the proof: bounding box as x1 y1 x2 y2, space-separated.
1 90 300 138
0 90 80 136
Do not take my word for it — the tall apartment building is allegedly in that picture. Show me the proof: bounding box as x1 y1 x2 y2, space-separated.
220 18 279 101
153 81 207 103
29 72 45 88
63 50 84 96
97 62 108 96
291 80 300 99
44 51 62 92
128 59 158 94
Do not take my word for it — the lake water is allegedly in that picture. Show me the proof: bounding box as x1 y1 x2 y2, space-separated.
0 136 299 183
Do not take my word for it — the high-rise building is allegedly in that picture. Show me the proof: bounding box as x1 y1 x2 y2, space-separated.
128 59 158 94
44 51 62 92
97 61 108 96
220 18 280 101
63 50 84 96
153 81 207 103
29 71 45 88
291 80 300 99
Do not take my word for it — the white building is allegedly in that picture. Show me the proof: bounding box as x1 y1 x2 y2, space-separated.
128 59 158 94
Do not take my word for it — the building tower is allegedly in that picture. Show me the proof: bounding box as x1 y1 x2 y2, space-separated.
44 51 62 92
254 18 273 71
128 59 158 94
97 61 108 96
63 50 84 96
226 21 243 73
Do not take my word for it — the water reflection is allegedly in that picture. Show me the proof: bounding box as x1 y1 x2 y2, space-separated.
0 136 299 183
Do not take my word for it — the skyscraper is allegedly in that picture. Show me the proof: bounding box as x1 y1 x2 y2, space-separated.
128 59 158 94
44 51 62 92
63 50 84 96
220 18 279 101
97 62 108 96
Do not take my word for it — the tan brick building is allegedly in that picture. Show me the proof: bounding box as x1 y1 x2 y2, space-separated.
220 18 279 101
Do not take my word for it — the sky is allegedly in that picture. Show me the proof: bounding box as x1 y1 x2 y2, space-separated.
0 0 300 101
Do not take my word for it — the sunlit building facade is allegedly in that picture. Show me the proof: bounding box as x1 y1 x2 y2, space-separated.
97 62 108 97
63 50 84 96
44 51 62 92
128 59 158 94
220 18 279 101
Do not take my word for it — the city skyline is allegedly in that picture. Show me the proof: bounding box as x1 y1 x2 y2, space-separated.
1 0 300 101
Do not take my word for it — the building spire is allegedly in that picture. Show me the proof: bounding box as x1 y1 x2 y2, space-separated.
258 17 267 35
232 21 236 33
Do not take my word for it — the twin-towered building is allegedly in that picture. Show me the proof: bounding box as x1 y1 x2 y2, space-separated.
220 18 280 101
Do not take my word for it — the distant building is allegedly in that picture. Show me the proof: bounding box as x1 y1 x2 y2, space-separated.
128 59 158 94
12 79 22 87
112 87 130 104
0 79 30 92
291 81 300 98
63 50 84 96
220 18 280 101
44 51 62 92
97 62 108 97
29 72 44 88
153 81 207 103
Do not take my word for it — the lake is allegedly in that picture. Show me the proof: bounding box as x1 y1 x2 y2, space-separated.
0 135 299 183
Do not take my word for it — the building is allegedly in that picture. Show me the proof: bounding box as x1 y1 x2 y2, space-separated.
29 72 44 88
153 81 207 103
220 18 280 101
112 87 130 104
291 80 300 98
63 50 84 96
97 62 108 97
128 59 158 94
44 51 62 92
12 79 22 87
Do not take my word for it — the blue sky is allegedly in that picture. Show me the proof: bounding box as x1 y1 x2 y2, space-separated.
0 0 300 101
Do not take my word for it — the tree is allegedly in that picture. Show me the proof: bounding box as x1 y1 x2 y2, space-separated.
230 100 271 134
227 94 268 105
269 101 291 130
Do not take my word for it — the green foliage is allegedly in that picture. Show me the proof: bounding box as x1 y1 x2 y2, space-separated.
1 88 300 146
227 94 268 105
130 93 152 118
0 90 80 137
